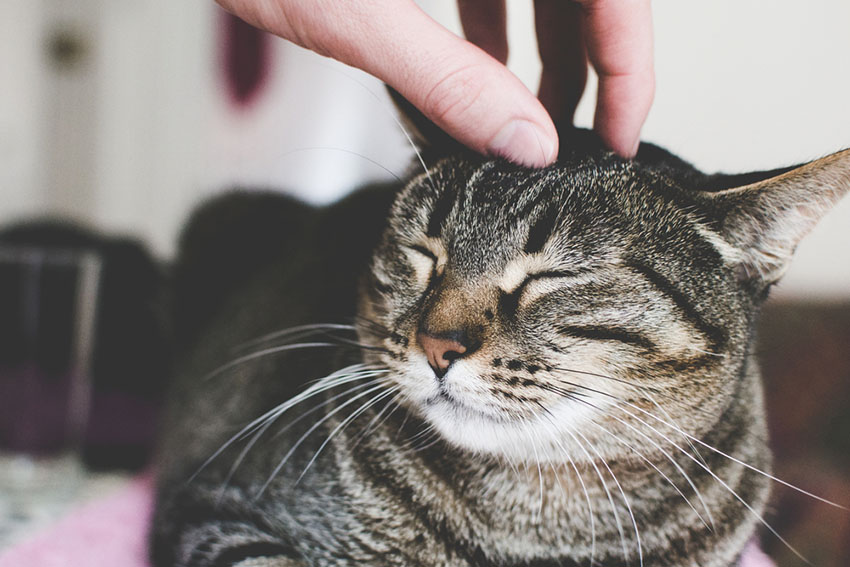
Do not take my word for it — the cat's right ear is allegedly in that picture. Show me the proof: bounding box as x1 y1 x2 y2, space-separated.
704 148 850 287
386 86 466 161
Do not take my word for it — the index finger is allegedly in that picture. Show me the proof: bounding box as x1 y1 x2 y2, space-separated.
578 0 654 157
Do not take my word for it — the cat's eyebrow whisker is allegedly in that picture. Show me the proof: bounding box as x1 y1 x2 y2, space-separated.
296 384 401 484
308 60 434 187
274 146 404 183
255 380 395 499
188 365 386 483
613 402 813 564
618 399 849 511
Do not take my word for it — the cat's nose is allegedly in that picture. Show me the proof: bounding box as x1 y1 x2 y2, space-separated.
417 331 475 379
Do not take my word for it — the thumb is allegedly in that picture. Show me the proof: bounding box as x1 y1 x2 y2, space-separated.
364 2 558 167
222 0 559 167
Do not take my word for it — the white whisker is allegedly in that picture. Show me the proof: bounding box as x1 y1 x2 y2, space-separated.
536 410 597 563
273 147 403 182
572 428 643 567
234 323 359 354
308 60 434 186
586 417 712 531
255 381 393 498
614 402 810 563
350 392 403 449
524 419 546 524
215 379 391 503
297 385 401 483
189 364 385 483
562 427 630 564
620 399 848 511
203 342 342 382
566 393 716 530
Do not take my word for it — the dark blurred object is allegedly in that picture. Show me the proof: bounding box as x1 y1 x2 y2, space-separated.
0 244 98 456
0 221 169 470
222 11 270 107
758 301 850 567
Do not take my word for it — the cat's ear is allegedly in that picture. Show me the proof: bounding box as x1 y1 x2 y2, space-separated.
386 86 465 160
705 148 850 286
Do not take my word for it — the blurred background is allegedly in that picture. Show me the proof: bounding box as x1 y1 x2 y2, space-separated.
3 1 850 292
0 1 848 564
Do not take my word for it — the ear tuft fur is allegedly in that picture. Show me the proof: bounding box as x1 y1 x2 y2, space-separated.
706 149 850 286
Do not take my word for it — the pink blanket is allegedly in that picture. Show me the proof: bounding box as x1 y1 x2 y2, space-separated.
0 474 775 567
0 475 153 567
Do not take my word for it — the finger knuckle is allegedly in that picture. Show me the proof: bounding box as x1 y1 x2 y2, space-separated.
421 64 488 125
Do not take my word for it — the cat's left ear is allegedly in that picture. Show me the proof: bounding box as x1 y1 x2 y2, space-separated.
386 86 466 161
705 148 850 286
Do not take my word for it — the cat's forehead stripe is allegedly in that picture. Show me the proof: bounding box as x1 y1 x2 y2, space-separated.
524 204 560 254
426 183 458 237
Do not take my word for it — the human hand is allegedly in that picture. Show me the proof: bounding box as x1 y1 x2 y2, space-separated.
216 0 654 166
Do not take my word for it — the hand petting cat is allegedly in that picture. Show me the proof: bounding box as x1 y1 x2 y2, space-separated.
214 0 655 167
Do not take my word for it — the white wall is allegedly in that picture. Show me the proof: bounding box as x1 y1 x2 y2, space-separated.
0 0 47 219
496 1 850 300
0 0 213 253
91 0 212 253
1 1 848 299
634 3 850 300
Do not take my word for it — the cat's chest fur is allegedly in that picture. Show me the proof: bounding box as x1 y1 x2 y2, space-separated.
286 380 767 567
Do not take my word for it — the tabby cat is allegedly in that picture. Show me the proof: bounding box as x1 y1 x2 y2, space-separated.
151 123 850 567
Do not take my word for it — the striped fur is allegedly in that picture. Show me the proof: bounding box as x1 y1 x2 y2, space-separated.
152 135 850 567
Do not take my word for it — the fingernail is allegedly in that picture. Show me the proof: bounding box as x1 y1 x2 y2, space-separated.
487 120 557 167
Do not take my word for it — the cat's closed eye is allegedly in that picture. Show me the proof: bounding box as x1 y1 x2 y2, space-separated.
501 269 590 310
401 241 445 286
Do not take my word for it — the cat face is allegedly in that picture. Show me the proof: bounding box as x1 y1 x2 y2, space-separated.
358 147 850 463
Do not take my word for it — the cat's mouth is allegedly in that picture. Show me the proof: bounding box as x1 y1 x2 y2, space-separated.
424 385 507 424
427 387 464 408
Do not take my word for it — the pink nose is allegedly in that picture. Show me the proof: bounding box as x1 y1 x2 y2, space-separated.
417 333 467 378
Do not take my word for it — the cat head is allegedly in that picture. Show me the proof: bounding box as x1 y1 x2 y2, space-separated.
358 109 850 463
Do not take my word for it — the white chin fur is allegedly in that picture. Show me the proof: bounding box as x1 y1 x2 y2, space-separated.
401 358 607 463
